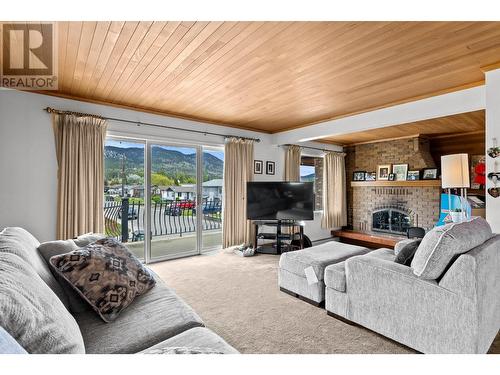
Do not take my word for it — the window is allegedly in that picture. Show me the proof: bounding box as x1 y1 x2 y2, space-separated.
300 156 323 211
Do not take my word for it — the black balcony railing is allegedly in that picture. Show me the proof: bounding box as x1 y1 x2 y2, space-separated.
104 197 222 242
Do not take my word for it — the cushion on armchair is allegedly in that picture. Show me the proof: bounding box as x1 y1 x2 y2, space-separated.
411 217 493 280
394 239 421 266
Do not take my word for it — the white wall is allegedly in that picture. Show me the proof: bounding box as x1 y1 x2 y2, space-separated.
0 89 335 242
485 69 500 233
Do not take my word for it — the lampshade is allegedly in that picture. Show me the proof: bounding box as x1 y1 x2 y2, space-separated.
441 153 470 189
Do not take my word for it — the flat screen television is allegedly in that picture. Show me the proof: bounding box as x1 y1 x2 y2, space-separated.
246 181 314 220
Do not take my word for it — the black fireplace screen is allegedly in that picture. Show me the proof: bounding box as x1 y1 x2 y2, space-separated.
372 208 411 235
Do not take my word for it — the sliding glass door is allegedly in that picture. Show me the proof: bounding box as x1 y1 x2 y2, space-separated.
148 143 198 261
104 138 146 260
201 147 224 252
103 137 224 263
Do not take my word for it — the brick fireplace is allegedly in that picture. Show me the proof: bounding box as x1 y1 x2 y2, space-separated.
346 137 441 233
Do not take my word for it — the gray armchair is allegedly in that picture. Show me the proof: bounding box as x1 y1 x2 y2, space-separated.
325 233 500 353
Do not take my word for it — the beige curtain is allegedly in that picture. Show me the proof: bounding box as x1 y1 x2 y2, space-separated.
322 152 347 229
52 113 108 240
284 145 301 182
222 138 254 248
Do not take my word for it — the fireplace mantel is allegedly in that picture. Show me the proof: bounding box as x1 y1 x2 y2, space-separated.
351 180 441 188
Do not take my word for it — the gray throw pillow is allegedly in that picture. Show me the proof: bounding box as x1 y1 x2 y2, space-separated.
411 217 493 280
394 238 420 256
394 239 421 266
38 240 91 313
0 252 85 353
49 238 156 323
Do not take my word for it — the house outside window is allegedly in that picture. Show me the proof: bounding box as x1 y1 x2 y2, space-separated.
300 156 323 211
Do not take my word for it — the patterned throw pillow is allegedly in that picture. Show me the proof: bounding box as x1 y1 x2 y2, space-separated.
49 238 156 322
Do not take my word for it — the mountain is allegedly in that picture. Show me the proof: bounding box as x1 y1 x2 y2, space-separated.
301 173 315 182
105 146 224 183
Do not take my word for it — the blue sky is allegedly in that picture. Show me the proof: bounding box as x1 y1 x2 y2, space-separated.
105 139 224 160
300 165 315 177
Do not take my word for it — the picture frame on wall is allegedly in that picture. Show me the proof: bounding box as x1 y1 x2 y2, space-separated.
353 171 366 181
377 164 392 180
266 161 275 175
407 170 420 181
365 172 376 181
392 163 409 181
254 160 263 174
422 168 438 180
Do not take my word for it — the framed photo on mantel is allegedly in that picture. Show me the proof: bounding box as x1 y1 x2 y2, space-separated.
392 163 409 181
377 164 392 180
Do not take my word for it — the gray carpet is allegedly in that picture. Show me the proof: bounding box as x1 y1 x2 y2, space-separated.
150 250 500 354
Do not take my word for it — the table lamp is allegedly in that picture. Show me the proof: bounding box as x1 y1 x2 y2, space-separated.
441 153 470 222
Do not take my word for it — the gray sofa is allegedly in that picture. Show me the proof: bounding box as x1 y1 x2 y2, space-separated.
0 227 238 354
325 218 500 354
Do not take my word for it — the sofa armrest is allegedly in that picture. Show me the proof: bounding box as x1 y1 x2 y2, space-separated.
346 254 437 288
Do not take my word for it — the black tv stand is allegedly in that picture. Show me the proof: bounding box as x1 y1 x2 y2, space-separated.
252 220 305 255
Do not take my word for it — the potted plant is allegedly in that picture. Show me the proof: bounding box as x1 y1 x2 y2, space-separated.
450 208 465 223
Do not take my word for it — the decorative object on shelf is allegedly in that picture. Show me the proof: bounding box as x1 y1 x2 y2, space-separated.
488 159 500 198
488 187 500 198
422 168 438 180
365 171 376 181
393 163 409 181
353 171 366 181
487 138 499 158
266 161 275 175
254 160 263 174
377 164 392 180
488 172 500 183
471 155 485 189
407 170 420 181
441 154 470 223
388 173 396 181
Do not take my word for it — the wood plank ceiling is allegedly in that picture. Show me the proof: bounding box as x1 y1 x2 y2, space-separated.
320 110 485 145
39 22 500 132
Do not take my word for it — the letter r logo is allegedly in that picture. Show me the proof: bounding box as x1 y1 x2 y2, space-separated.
1 23 53 75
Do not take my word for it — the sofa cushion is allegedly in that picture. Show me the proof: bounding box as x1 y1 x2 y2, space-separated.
324 248 395 292
0 227 69 308
279 242 370 281
0 252 85 354
38 239 91 313
139 327 238 354
324 261 347 292
74 279 204 353
50 238 156 322
411 217 493 280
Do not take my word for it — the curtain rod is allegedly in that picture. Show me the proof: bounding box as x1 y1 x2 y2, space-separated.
43 107 261 143
280 143 344 154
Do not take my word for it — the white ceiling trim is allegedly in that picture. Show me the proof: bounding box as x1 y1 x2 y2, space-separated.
272 85 486 145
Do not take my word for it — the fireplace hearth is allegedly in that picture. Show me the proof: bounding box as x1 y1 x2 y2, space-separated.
372 206 413 235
